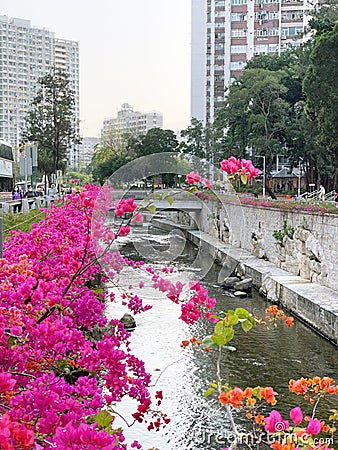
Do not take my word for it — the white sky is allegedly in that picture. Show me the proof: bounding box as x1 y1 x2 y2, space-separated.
1 0 192 137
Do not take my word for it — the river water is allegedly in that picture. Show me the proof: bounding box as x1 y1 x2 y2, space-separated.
105 226 338 450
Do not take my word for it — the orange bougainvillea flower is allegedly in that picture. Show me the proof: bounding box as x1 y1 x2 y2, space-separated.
266 305 279 314
181 340 190 347
243 387 253 398
260 386 278 405
219 391 231 405
285 317 294 327
230 387 244 407
289 378 308 395
255 413 265 425
219 387 244 408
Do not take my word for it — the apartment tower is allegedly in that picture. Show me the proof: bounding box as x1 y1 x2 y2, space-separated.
101 103 163 138
0 16 79 165
191 0 312 123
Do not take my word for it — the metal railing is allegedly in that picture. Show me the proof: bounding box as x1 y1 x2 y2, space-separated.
0 195 60 216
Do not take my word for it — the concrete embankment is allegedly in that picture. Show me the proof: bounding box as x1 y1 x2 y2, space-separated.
152 218 338 346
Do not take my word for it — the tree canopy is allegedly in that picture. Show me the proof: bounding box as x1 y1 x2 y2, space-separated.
22 67 80 176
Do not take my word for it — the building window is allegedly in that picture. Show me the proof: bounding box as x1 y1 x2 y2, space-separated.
231 13 247 22
254 44 268 54
231 28 247 37
269 44 279 52
230 61 246 70
269 27 280 36
269 11 279 19
282 26 303 36
257 28 268 37
231 45 247 53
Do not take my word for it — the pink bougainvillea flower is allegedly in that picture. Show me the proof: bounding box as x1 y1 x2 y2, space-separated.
290 407 303 425
306 418 321 435
202 178 212 189
0 372 16 394
264 410 289 433
186 171 201 184
220 156 241 174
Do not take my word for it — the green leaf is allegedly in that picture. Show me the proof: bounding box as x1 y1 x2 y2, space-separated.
214 320 225 335
212 327 234 346
225 312 239 326
92 288 104 294
241 174 248 184
241 319 254 332
165 196 174 206
56 359 69 370
211 333 228 347
234 308 251 319
187 186 198 195
94 410 114 428
203 387 216 397
147 204 157 214
7 336 17 348
252 387 261 398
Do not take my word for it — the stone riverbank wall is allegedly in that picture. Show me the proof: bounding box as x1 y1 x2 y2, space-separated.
168 201 338 292
155 200 338 344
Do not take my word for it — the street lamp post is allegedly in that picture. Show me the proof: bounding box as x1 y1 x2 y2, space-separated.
256 155 266 199
298 160 301 198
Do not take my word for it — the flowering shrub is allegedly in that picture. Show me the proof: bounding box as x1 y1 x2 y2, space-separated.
0 185 219 448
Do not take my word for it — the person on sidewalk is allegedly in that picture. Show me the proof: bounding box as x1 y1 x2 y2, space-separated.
23 185 37 209
47 183 58 203
319 184 325 202
12 185 23 213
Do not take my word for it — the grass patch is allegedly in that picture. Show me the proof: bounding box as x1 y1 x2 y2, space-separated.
2 209 45 239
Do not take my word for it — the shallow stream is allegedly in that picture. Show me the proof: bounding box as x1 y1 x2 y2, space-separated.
105 227 338 450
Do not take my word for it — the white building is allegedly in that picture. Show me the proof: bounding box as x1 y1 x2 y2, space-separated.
191 0 314 124
101 103 163 138
0 16 79 165
78 136 98 169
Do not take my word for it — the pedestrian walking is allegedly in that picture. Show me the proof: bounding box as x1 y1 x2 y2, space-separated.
12 185 23 213
319 184 325 202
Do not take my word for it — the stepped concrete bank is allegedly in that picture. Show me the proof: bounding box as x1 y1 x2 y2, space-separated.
152 216 338 346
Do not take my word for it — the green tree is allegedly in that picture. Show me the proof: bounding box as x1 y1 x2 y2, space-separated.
215 69 289 172
22 67 80 177
303 22 338 189
129 128 179 157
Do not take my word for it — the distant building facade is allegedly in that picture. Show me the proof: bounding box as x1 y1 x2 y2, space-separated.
0 16 79 165
101 103 163 138
78 137 98 169
191 0 314 123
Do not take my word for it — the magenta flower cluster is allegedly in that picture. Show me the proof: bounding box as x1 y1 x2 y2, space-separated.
0 185 218 448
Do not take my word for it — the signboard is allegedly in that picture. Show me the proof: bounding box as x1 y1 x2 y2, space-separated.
19 156 33 176
0 158 13 178
25 144 38 167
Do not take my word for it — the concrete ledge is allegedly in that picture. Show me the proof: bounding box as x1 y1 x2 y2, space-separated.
152 219 338 345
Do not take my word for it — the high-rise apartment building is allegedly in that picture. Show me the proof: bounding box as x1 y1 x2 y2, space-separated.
0 16 79 165
78 136 98 169
191 0 313 123
101 103 163 138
